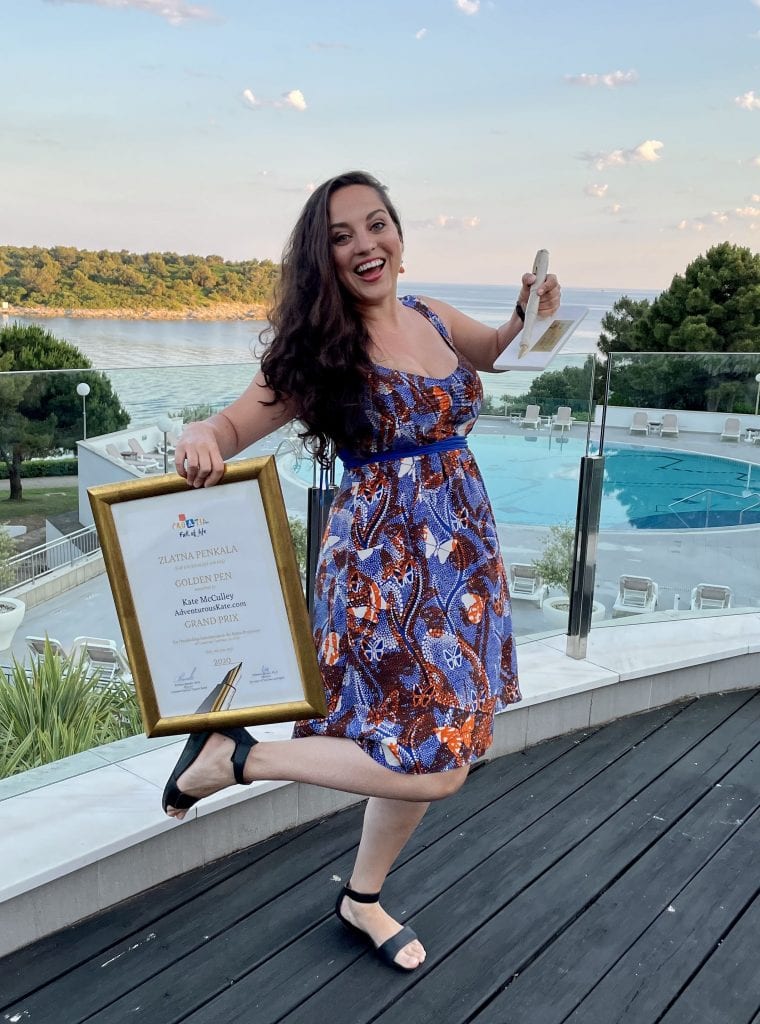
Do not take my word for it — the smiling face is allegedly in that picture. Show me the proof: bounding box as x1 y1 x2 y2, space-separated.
328 184 403 307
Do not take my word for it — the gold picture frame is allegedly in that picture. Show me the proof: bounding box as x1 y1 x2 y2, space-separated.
88 457 326 737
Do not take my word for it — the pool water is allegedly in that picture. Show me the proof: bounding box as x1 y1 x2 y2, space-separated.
287 434 760 531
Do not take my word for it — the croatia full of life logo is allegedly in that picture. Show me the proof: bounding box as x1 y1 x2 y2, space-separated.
172 512 209 538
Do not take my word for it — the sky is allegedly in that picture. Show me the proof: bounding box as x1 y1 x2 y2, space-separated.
1 0 759 290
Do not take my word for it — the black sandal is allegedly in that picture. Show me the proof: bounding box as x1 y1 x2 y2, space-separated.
335 884 421 972
162 727 257 813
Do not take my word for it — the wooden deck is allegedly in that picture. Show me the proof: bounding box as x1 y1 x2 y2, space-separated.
2 688 759 1024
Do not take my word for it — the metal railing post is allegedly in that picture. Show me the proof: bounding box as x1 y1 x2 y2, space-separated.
566 454 606 659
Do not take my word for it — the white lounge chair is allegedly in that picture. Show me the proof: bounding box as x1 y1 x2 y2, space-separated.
519 405 541 430
71 636 133 684
26 635 68 661
690 584 733 610
660 413 679 437
508 564 546 606
128 437 159 459
629 411 649 436
552 407 574 432
612 575 659 617
720 417 741 442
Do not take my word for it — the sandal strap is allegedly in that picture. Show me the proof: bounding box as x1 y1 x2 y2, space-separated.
221 727 257 786
342 884 381 904
376 925 418 968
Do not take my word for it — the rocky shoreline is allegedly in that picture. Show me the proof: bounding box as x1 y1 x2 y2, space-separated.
1 302 269 322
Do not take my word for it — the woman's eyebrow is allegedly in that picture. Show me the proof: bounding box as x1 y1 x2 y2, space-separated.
330 209 386 229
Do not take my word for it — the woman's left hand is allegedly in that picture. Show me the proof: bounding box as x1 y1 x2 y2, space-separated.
518 272 561 317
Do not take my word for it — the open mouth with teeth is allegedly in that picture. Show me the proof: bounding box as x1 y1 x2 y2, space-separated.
354 258 386 280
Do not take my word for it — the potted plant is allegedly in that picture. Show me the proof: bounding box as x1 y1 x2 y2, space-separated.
533 523 606 627
0 526 25 652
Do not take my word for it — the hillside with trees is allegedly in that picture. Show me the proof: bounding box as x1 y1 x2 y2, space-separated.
0 245 278 314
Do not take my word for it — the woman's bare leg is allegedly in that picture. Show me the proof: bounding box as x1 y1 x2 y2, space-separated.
339 796 431 969
166 733 468 819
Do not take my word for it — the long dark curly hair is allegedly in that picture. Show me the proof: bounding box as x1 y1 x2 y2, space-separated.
259 170 403 466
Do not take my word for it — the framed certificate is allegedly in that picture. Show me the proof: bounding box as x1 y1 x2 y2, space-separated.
88 457 326 737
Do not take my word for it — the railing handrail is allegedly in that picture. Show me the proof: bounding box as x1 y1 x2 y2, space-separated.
0 525 101 595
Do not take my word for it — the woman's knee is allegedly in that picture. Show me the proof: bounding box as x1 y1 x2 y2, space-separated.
426 765 469 800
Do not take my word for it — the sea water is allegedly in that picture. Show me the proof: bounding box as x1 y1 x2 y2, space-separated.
6 283 659 424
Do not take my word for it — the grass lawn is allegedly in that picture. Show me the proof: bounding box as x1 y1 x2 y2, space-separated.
0 487 79 521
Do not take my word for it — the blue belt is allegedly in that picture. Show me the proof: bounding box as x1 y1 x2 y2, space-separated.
337 435 468 470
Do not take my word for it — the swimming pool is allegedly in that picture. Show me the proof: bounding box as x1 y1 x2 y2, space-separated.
286 434 760 531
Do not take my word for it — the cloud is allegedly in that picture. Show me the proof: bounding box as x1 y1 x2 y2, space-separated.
750 155 760 166
241 88 307 111
735 90 760 110
409 214 480 230
581 139 663 170
676 206 760 231
283 89 307 111
455 0 480 13
608 203 623 215
44 0 217 25
584 183 609 198
565 70 638 88
415 28 428 39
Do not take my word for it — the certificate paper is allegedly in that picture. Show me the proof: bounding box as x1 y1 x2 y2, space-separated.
493 305 588 372
89 458 325 736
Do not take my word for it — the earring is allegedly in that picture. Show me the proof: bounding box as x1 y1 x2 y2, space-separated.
399 263 406 275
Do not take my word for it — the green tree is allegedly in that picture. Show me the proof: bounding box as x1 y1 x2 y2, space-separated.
0 323 130 501
599 244 760 410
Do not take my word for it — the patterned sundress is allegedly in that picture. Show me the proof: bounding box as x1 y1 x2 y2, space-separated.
292 296 520 773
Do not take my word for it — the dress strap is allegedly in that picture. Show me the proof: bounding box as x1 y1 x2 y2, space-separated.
400 294 456 352
337 435 468 470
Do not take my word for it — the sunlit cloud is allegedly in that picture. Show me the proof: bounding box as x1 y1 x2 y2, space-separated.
608 203 623 215
735 90 760 110
409 214 481 230
581 139 663 171
750 155 760 166
415 28 428 39
241 88 307 111
455 0 480 14
584 183 609 198
44 0 217 25
283 89 307 111
565 70 638 88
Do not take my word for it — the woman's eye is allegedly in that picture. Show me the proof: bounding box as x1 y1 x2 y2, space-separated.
332 233 350 245
370 220 386 232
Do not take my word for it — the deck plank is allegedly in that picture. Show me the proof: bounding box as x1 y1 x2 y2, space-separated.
0 690 757 1024
657 890 760 1024
475 749 760 1022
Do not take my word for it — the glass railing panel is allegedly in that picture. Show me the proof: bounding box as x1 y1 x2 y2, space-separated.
593 352 760 627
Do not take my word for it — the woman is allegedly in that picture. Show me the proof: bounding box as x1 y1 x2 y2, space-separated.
163 170 560 971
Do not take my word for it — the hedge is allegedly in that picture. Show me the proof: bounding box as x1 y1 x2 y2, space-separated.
0 458 78 479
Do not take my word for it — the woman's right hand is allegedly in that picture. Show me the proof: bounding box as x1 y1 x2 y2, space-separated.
175 421 227 488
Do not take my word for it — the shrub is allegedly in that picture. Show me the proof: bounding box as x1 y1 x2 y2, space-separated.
0 458 78 479
0 642 142 778
533 523 575 594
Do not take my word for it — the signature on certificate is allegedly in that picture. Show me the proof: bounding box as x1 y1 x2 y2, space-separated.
174 666 201 689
